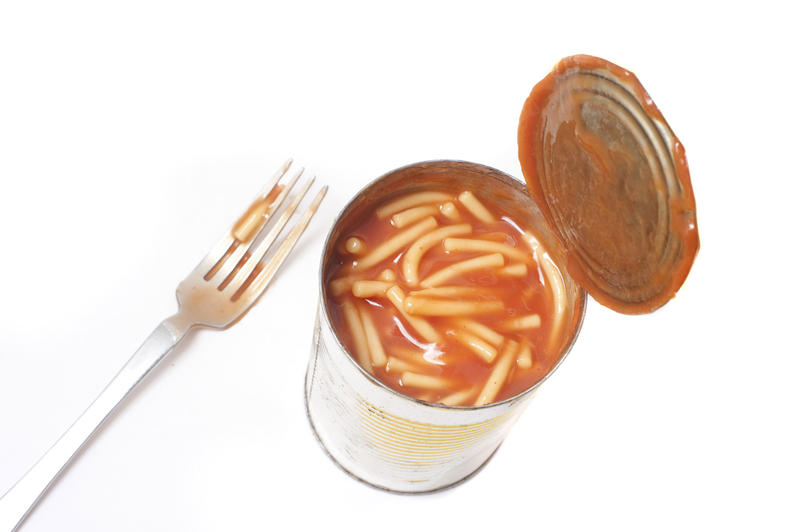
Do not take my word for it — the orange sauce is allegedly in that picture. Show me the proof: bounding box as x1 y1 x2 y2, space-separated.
325 188 565 406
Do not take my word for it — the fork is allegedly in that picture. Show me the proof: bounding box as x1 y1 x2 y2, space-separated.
0 159 327 532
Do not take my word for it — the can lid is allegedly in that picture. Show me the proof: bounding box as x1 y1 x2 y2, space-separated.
518 55 699 314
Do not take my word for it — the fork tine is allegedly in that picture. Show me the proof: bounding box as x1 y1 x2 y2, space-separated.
232 185 328 302
210 168 304 284
231 166 304 243
222 176 317 295
255 158 293 199
202 237 237 281
201 160 294 279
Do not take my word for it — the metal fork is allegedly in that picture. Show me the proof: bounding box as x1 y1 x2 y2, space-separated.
0 160 327 532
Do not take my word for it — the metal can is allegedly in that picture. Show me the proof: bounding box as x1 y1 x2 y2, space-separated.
305 161 586 493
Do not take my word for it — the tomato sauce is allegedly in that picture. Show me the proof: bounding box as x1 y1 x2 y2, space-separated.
324 187 567 406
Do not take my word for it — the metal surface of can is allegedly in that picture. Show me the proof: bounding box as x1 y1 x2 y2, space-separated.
305 161 586 493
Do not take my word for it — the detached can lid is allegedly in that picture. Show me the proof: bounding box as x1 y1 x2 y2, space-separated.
518 55 699 314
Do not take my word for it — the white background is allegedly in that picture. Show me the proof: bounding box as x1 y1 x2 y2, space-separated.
1 1 797 531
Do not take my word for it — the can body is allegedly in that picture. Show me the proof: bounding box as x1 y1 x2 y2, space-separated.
306 306 533 492
305 161 585 493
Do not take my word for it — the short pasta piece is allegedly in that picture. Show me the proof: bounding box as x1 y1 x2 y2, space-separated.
232 184 284 242
344 236 367 256
401 224 471 285
386 356 425 373
502 314 542 331
453 318 505 347
439 201 462 221
404 297 505 317
458 190 494 223
443 238 532 262
356 217 438 271
329 275 362 297
475 340 518 406
419 253 505 288
446 329 498 363
408 286 490 298
523 231 567 352
401 372 451 390
386 286 440 343
341 299 372 373
391 345 430 363
392 205 439 228
439 387 477 406
498 263 528 277
516 340 533 369
377 268 397 282
351 280 392 298
376 192 453 219
359 305 388 367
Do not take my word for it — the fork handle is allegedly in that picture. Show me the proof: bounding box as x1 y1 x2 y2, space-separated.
0 315 193 532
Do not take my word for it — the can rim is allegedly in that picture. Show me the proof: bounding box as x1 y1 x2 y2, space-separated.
317 159 587 411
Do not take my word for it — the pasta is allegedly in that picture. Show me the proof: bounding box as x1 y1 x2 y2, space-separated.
419 253 505 288
386 286 440 343
377 268 397 282
516 340 533 369
326 187 569 406
232 184 284 242
404 297 505 316
475 340 518 406
408 286 491 297
329 274 362 297
386 356 425 373
391 205 439 228
523 231 567 352
351 280 393 298
390 345 429 362
442 238 532 262
453 318 505 347
446 329 498 363
439 387 477 407
439 201 461 221
401 223 472 285
356 216 438 270
401 372 451 390
359 305 388 367
457 190 494 223
376 191 453 219
502 314 542 331
340 299 372 373
497 263 528 277
344 236 367 255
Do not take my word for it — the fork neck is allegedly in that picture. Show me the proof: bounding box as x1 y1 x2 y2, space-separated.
162 313 194 341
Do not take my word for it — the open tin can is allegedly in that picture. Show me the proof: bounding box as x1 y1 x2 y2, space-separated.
304 55 698 493
305 161 586 492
